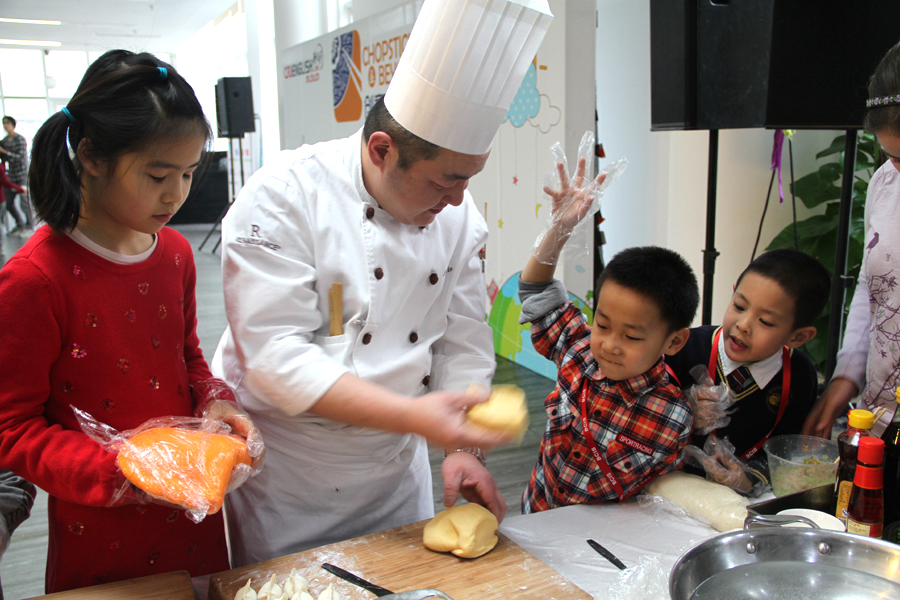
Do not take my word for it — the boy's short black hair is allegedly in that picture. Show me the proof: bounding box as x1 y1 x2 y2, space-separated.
735 249 830 329
595 246 699 332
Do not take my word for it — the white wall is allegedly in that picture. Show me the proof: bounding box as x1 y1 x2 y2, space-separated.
596 0 838 325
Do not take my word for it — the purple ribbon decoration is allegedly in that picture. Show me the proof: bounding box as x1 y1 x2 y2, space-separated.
771 129 785 203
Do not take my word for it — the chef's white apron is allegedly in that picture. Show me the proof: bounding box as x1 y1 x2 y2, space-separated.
224 414 434 566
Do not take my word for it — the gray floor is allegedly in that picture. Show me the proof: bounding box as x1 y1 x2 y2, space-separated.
0 223 552 599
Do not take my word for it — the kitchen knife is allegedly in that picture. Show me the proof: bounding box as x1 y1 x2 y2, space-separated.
586 539 628 570
321 563 394 597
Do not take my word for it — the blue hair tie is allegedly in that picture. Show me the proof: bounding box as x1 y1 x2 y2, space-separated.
60 107 75 123
158 67 168 80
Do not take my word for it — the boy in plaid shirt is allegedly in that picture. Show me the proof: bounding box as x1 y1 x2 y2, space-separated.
519 156 698 513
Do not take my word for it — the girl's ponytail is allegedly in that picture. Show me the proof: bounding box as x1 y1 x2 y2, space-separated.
29 111 84 231
27 50 210 232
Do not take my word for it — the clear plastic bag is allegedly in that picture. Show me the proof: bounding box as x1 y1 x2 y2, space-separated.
532 130 628 265
73 406 261 523
682 435 767 496
685 364 735 434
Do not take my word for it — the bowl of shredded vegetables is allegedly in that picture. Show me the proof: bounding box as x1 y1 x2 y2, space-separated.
764 435 839 497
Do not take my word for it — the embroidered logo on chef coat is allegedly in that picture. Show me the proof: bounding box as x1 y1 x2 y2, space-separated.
236 224 281 251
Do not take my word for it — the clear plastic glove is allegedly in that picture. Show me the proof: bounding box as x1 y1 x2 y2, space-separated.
685 364 735 434
200 398 265 471
73 406 261 523
682 435 759 495
532 130 628 266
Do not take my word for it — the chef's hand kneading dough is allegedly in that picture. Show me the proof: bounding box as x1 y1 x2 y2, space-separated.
116 427 251 515
645 471 750 532
466 384 528 441
423 503 499 558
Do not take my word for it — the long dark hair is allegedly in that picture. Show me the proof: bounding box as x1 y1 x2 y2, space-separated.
29 50 212 231
865 39 900 136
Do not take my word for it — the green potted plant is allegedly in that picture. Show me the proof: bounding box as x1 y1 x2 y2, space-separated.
766 132 881 374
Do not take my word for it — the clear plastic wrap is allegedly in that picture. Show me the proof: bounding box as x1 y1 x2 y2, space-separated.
73 406 262 523
685 364 735 434
532 131 628 265
682 435 763 495
606 554 670 600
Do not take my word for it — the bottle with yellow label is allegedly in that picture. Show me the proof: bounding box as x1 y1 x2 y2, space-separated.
833 408 875 526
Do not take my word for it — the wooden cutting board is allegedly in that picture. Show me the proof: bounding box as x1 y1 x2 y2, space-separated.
27 571 194 600
209 519 591 600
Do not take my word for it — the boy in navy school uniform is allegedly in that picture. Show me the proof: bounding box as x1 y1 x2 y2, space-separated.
666 249 830 488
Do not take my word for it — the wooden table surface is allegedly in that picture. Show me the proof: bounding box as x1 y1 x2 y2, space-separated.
26 571 194 600
209 519 591 600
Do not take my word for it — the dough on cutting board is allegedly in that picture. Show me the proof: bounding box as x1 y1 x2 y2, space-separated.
235 578 257 600
423 503 499 558
283 568 309 597
466 384 528 440
317 583 342 600
257 574 283 600
645 471 749 532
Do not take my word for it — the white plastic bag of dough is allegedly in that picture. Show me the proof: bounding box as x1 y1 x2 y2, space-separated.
235 579 258 600
643 471 749 532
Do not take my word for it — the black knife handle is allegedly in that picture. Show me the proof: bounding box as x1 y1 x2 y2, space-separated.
586 539 628 570
322 563 395 597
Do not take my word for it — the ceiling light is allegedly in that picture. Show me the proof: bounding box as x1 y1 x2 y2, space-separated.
0 39 62 47
0 18 62 26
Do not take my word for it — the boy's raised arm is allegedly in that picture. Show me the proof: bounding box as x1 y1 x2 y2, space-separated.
522 156 605 283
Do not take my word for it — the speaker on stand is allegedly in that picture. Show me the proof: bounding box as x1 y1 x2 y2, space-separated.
650 0 900 376
199 76 256 252
650 0 775 325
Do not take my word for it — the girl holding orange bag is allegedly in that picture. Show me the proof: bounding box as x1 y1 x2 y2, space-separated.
0 50 261 593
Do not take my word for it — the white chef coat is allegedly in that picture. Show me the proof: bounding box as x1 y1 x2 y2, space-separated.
212 129 496 566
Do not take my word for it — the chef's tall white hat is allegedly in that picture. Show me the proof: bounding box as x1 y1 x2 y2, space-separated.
384 0 553 155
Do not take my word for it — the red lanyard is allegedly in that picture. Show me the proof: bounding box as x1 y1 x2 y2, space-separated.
709 329 791 461
579 381 655 501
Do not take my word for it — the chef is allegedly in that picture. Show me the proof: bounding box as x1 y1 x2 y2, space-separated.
213 0 554 566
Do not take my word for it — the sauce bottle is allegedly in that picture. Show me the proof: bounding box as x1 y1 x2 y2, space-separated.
833 408 875 526
847 436 885 538
881 389 900 542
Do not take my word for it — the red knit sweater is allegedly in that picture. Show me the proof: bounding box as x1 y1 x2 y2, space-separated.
0 226 230 592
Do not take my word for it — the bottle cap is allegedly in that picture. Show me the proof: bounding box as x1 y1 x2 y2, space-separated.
848 408 876 430
858 436 885 465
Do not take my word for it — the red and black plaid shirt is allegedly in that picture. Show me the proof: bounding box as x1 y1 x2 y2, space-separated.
523 302 693 513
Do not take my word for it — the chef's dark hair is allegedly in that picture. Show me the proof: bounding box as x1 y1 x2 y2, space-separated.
29 49 211 231
594 246 699 334
736 249 829 330
363 96 441 170
2 116 15 127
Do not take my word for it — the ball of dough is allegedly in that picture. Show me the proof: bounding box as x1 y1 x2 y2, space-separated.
423 503 499 558
466 384 528 440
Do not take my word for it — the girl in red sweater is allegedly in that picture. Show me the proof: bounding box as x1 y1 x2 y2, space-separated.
0 50 261 593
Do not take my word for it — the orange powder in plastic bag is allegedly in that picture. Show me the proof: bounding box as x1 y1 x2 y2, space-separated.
116 427 251 516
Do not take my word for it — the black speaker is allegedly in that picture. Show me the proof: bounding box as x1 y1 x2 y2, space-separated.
766 2 900 130
215 77 255 138
650 0 774 131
